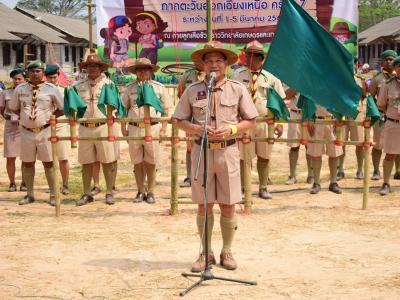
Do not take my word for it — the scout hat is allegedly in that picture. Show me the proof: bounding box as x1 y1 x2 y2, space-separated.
245 40 267 55
127 58 159 73
380 50 397 60
27 60 45 70
44 64 60 76
191 41 238 69
392 56 400 66
10 68 27 78
78 53 109 70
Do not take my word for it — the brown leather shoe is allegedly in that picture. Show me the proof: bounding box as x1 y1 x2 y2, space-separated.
328 182 342 194
379 183 391 196
105 193 115 205
190 252 216 273
220 251 237 270
258 188 272 200
310 183 321 194
76 194 94 206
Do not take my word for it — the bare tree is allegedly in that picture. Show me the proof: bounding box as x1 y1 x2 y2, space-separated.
17 0 91 19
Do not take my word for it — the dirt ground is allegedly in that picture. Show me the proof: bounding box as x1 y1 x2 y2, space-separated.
1 121 400 300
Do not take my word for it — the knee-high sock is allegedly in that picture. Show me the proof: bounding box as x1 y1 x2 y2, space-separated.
144 162 156 193
240 160 245 189
338 147 345 172
21 163 25 185
356 148 365 173
186 151 191 179
312 159 322 185
306 153 313 177
134 163 145 193
383 159 395 184
112 161 117 188
395 155 400 173
44 167 55 197
82 164 93 195
24 166 35 197
329 157 339 184
372 148 382 172
102 162 114 195
197 213 214 253
257 159 269 189
289 148 299 178
220 215 238 253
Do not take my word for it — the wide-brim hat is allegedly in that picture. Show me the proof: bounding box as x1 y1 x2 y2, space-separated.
127 58 159 73
245 40 267 55
191 41 238 70
78 54 109 70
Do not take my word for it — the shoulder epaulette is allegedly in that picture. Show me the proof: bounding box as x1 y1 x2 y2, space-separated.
227 79 244 85
235 66 248 73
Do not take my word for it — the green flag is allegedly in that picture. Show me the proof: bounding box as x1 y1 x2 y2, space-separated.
98 83 127 117
136 82 164 114
267 88 290 121
366 95 381 126
64 86 86 118
264 0 361 119
297 94 316 122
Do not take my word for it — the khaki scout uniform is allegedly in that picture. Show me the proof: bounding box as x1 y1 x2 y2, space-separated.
286 91 303 148
179 68 205 96
306 105 343 158
55 85 70 160
231 66 286 160
173 77 258 205
0 89 21 158
370 71 394 149
74 73 116 164
9 82 64 162
377 78 400 155
122 80 171 165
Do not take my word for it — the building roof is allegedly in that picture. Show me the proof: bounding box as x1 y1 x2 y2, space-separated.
15 6 97 44
359 16 400 45
0 3 67 43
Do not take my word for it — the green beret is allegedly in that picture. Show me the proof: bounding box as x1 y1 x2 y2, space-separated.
27 60 45 70
392 56 400 66
380 50 397 60
10 68 27 78
44 64 60 76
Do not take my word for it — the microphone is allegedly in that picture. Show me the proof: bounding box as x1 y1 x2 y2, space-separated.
208 71 217 90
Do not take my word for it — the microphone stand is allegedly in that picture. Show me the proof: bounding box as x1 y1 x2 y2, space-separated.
180 76 257 297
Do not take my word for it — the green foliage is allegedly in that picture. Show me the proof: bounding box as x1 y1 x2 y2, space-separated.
360 0 400 31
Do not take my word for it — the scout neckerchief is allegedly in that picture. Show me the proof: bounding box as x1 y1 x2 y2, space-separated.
250 70 261 102
382 69 396 79
28 80 45 120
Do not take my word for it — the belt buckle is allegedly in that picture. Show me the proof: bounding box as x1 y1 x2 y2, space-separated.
88 123 96 128
209 142 223 150
31 127 41 133
138 122 145 128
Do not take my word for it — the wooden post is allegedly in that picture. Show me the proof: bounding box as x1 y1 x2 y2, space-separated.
144 105 152 142
69 110 78 148
243 130 252 213
170 120 179 215
207 0 212 41
87 0 95 53
106 105 114 141
50 115 61 217
362 119 371 210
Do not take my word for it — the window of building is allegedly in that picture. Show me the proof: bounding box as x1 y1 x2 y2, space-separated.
40 45 46 62
15 43 23 64
28 44 37 60
377 44 382 56
79 47 84 60
64 46 70 62
2 43 11 66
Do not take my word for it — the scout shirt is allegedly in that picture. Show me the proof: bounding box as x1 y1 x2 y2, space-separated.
369 70 395 97
173 77 258 141
74 73 113 118
122 80 171 120
178 68 205 97
377 77 400 119
231 66 286 116
0 89 20 121
9 81 63 128
315 104 332 118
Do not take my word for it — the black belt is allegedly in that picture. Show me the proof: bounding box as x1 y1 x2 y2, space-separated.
290 108 301 113
387 117 400 123
195 139 236 150
80 122 105 128
316 116 333 120
22 124 50 133
129 122 158 128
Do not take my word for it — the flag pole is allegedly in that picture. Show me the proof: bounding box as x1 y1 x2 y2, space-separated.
207 0 212 41
87 0 95 53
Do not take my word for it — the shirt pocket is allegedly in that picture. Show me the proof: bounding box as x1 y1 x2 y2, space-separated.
192 99 208 123
388 90 400 108
220 96 239 123
37 95 52 110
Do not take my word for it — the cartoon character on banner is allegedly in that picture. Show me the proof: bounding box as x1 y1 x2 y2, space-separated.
132 11 168 65
100 15 134 74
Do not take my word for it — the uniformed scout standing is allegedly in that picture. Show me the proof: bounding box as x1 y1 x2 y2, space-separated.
74 54 118 206
0 68 27 192
284 87 313 184
44 64 70 194
376 56 400 195
307 105 343 194
9 60 64 206
121 58 171 204
369 49 398 180
336 66 368 180
178 65 205 188
231 40 285 199
173 41 258 272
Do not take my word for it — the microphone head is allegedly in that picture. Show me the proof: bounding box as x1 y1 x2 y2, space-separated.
210 71 217 79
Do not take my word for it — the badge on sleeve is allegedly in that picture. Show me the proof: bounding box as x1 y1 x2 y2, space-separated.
196 90 207 100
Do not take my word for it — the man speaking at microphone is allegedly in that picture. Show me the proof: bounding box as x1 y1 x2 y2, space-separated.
173 41 258 272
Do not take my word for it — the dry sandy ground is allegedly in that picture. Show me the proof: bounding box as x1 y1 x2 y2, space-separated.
1 121 400 300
